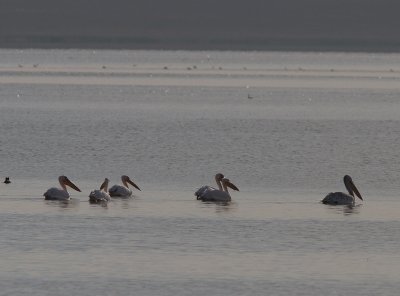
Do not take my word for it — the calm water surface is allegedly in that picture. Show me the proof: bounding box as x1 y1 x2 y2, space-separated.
1 49 400 295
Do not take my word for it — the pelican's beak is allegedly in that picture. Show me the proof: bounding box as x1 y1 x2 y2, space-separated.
226 181 239 191
348 179 363 200
127 178 141 191
65 178 81 192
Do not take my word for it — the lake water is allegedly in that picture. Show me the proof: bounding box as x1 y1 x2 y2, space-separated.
1 49 400 295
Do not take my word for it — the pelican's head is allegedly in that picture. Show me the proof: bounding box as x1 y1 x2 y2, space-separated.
121 175 141 191
215 173 224 182
221 178 239 191
59 175 81 192
100 178 110 191
343 175 362 200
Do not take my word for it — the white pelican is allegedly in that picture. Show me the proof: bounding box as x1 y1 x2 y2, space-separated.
195 173 225 200
322 175 363 205
196 176 239 202
108 175 141 197
43 175 81 200
89 178 111 203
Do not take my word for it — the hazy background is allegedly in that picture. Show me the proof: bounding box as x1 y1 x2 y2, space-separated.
1 0 400 51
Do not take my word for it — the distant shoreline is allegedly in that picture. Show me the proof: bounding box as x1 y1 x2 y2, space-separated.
2 36 400 53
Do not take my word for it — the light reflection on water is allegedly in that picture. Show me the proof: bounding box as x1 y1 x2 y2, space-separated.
44 198 80 209
325 203 363 216
1 188 400 295
1 49 400 295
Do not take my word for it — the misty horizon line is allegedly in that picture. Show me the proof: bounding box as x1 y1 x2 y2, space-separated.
2 35 400 53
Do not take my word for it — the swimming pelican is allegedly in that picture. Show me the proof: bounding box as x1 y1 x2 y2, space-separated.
43 175 81 200
108 175 141 197
195 173 225 200
196 176 239 202
322 175 363 205
89 178 111 203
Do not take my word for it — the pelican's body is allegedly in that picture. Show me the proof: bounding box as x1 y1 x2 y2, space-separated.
322 175 363 205
89 178 111 203
109 175 141 197
44 176 81 200
196 175 239 202
195 173 224 200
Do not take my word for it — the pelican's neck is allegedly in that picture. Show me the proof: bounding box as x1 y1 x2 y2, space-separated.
59 180 67 192
122 179 129 188
215 178 222 191
101 179 109 192
342 184 356 203
222 183 231 197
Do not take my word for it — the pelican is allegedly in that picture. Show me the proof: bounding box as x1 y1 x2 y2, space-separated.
108 175 141 197
43 175 81 200
196 176 239 202
322 175 363 205
195 173 225 200
89 178 111 203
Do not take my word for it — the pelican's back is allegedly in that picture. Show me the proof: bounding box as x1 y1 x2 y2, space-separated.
109 185 132 197
89 190 111 203
195 186 216 199
44 188 70 200
198 189 231 202
322 192 354 205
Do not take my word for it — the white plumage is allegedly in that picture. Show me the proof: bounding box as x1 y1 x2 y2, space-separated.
196 174 239 202
89 178 111 203
109 175 141 198
195 173 224 200
44 176 81 200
